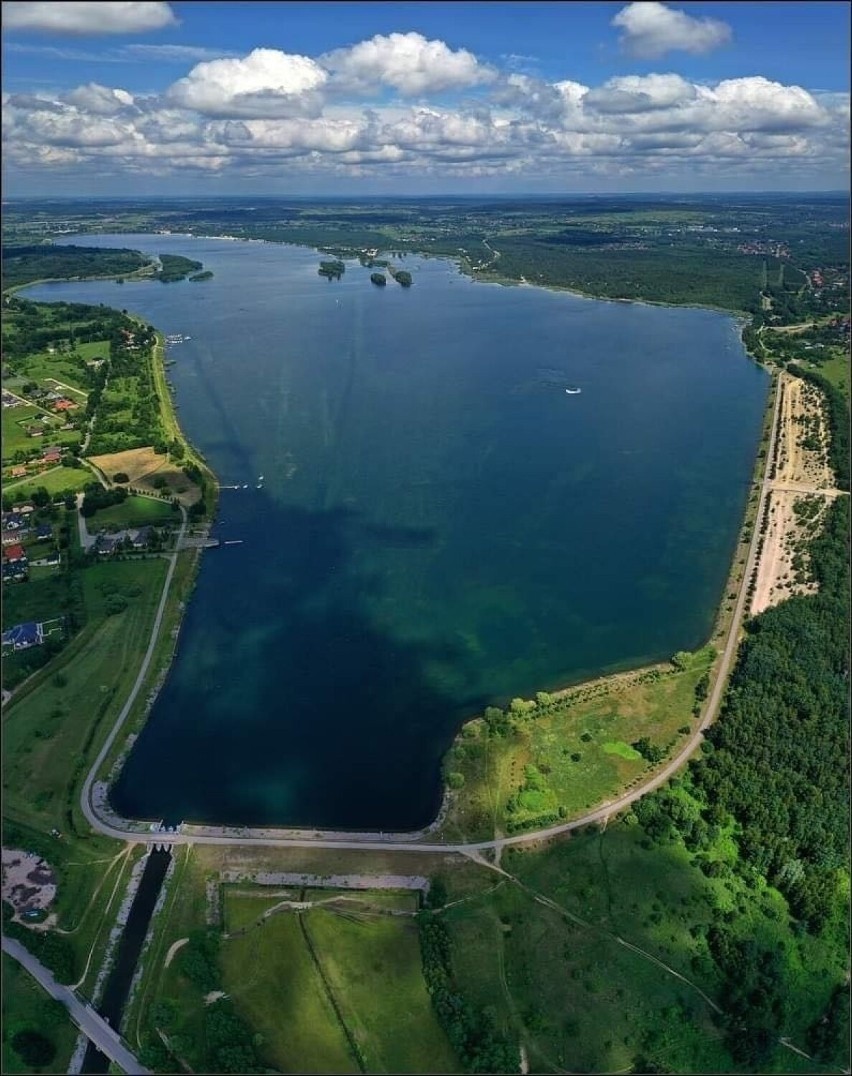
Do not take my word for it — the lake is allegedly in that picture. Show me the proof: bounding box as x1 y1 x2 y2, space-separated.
27 234 769 830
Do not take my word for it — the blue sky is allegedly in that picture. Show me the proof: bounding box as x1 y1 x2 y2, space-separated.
2 1 849 195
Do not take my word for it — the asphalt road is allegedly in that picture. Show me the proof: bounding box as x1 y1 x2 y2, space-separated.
81 379 783 857
2 936 150 1075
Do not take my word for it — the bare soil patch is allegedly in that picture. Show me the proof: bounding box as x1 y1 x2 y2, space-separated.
1 847 57 924
87 446 201 506
751 374 842 616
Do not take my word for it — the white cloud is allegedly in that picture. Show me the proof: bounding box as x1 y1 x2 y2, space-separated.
168 48 327 118
3 1 177 35
65 82 135 115
612 2 731 59
323 32 494 95
585 74 696 114
710 77 824 132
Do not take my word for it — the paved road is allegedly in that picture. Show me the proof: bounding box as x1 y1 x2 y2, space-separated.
82 382 783 856
2 936 150 1075
80 505 188 836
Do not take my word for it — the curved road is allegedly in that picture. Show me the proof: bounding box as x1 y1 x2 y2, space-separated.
82 381 782 856
2 937 150 1075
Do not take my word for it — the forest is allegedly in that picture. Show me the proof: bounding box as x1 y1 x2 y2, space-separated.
1 244 149 291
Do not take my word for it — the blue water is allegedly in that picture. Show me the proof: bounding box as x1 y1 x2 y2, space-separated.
27 234 768 829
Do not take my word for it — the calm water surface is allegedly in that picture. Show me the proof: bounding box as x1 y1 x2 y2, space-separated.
29 235 768 829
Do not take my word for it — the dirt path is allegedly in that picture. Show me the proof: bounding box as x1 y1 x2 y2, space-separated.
163 936 189 969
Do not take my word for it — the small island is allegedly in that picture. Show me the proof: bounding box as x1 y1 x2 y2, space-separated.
387 265 413 287
370 272 387 286
156 253 203 282
318 259 345 279
189 270 214 282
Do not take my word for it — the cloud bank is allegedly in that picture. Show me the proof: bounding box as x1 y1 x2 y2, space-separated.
2 23 847 189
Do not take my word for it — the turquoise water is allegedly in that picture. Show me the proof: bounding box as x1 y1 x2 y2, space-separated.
29 235 768 829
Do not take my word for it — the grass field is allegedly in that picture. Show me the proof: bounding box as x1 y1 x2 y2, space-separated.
304 906 458 1073
441 649 714 841
3 557 167 837
816 351 849 401
4 464 92 501
222 914 358 1074
126 845 466 1074
2 952 78 1074
87 495 177 531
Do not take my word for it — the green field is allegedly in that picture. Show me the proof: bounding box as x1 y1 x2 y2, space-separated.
442 648 714 841
817 351 850 401
2 953 78 1074
128 848 459 1075
4 463 92 502
3 557 167 836
87 495 177 531
221 897 459 1074
2 402 51 456
222 913 358 1073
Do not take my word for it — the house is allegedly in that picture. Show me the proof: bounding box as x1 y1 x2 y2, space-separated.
130 526 153 549
15 504 35 516
9 465 27 478
2 528 29 545
94 534 122 556
2 621 43 650
53 399 77 412
42 448 62 465
36 524 53 541
2 561 28 583
4 544 26 562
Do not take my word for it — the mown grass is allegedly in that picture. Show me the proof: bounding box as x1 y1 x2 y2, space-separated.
223 913 358 1074
4 464 91 500
2 952 78 1075
441 649 714 842
305 907 458 1074
87 495 177 531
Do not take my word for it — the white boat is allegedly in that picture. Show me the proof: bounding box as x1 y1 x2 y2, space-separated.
565 388 582 395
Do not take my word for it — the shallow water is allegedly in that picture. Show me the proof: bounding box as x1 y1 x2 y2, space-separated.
28 235 768 829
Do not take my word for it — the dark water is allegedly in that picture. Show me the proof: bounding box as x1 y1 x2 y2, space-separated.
29 235 768 829
81 848 171 1074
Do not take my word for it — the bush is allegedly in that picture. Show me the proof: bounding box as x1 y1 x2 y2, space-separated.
113 472 129 483
11 1030 56 1067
